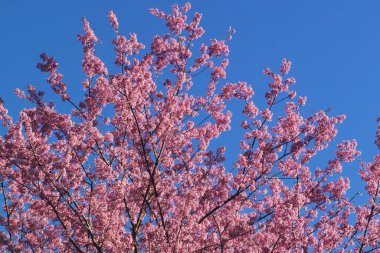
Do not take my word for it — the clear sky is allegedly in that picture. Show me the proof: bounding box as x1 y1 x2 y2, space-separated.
0 1 379 192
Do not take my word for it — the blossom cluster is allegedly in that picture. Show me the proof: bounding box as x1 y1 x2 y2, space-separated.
0 3 378 252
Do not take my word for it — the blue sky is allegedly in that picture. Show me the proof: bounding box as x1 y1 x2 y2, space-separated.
0 1 379 192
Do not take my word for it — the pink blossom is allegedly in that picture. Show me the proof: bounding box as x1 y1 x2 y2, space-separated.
280 58 292 75
285 77 296 85
261 108 273 121
227 26 236 40
288 90 296 99
376 117 380 149
336 140 361 162
298 96 307 106
181 2 191 13
77 17 97 46
36 53 58 73
37 53 70 101
208 39 229 57
211 66 226 79
107 10 119 32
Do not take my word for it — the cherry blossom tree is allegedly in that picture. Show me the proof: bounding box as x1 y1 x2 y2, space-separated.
0 3 379 252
